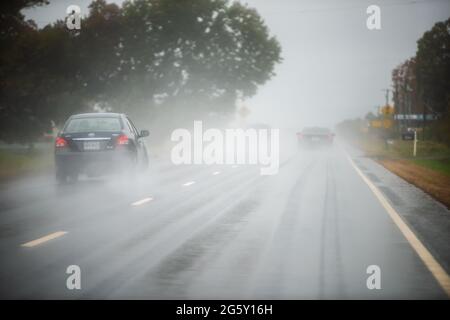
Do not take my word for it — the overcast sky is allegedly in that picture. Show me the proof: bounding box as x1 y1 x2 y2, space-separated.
23 0 450 129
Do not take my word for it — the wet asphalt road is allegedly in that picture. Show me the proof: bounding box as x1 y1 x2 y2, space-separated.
0 141 449 299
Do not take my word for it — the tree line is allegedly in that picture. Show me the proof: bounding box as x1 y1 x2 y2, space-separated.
0 0 282 144
337 18 450 145
391 18 450 143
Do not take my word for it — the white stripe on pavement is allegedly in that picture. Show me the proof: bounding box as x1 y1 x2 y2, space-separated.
182 181 196 187
21 231 67 248
347 154 450 298
131 197 153 206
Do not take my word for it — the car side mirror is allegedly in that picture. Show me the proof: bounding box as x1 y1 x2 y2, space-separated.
140 130 149 137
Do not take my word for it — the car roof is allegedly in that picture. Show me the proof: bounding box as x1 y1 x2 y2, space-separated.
70 112 123 119
302 127 331 134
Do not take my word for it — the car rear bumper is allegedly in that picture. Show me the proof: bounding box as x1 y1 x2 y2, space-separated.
298 137 333 147
55 150 134 174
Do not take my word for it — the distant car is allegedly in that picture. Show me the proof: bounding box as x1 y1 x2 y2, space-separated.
54 113 149 183
297 127 334 147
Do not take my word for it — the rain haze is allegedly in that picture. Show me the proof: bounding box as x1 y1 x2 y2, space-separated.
23 0 450 129
1 0 449 303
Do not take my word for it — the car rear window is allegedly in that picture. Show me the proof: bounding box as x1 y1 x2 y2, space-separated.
64 117 122 133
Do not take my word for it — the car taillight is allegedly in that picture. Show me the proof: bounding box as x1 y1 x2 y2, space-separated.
117 134 129 145
55 137 67 148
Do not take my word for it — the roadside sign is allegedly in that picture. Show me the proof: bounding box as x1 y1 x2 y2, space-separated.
370 120 382 128
402 132 414 140
395 114 437 120
380 105 394 115
370 119 392 128
382 119 393 129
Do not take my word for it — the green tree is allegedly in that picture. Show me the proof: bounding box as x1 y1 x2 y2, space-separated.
0 0 282 143
83 0 282 122
0 0 53 144
415 18 450 116
0 1 48 41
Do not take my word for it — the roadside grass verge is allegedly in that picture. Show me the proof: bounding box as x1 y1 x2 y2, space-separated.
379 159 450 209
349 135 450 208
411 158 450 177
0 145 54 180
356 137 450 159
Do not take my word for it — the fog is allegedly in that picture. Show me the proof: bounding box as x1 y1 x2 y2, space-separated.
243 0 450 129
23 0 450 132
2 0 448 300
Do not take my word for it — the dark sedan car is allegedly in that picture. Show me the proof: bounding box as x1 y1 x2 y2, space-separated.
297 127 334 148
55 113 149 183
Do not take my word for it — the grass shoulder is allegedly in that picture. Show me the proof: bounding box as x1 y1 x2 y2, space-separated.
0 143 54 180
351 136 450 208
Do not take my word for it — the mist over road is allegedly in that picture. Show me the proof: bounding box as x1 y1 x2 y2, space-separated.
0 140 448 299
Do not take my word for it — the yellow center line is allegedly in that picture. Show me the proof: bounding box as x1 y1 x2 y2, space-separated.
21 231 68 248
347 154 450 298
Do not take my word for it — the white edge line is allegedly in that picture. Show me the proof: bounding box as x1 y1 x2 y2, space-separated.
346 153 450 297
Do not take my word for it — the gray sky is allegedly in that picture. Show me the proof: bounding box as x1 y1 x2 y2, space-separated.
24 0 450 129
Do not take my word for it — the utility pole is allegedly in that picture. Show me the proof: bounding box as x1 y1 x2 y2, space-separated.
382 88 390 106
406 85 414 130
413 129 417 157
380 89 391 144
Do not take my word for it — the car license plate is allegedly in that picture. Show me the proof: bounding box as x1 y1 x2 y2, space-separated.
84 141 100 150
311 137 320 141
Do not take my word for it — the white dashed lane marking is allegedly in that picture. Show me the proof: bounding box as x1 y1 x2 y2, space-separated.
21 231 68 248
131 197 153 206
